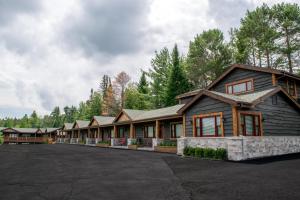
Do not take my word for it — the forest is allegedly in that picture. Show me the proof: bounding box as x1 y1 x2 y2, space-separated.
1 2 300 128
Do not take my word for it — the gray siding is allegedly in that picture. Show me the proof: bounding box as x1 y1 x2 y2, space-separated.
185 96 233 137
211 68 273 93
179 96 196 104
242 93 300 135
277 77 300 103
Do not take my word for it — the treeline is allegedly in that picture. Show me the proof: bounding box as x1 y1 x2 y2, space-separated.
0 2 300 128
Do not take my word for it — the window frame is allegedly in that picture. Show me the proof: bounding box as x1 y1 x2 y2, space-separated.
238 111 263 136
193 112 224 137
170 122 183 138
143 125 155 138
286 80 297 98
225 78 254 95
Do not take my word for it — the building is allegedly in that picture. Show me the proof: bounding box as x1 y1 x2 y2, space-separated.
2 128 47 144
56 64 300 160
177 64 300 160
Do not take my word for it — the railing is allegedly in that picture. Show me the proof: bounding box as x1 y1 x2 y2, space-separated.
112 138 127 146
70 138 80 144
86 138 96 145
136 138 153 147
4 137 47 143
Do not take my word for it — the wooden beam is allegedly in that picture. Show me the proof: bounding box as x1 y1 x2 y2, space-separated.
155 120 160 139
129 123 134 138
113 125 117 138
182 115 186 137
272 73 277 86
232 106 238 136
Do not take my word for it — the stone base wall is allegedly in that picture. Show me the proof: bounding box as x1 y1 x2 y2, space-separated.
178 136 300 161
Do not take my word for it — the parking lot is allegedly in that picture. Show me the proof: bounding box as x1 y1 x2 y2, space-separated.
0 144 300 200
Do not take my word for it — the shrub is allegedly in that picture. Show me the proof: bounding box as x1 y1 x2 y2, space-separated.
159 140 177 147
98 140 110 145
183 146 227 160
131 139 137 145
195 148 204 157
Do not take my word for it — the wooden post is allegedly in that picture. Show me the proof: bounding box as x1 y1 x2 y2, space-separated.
155 120 160 139
113 125 117 138
98 127 100 138
130 123 134 138
232 106 238 136
72 130 74 138
88 128 91 138
182 115 186 137
272 74 277 86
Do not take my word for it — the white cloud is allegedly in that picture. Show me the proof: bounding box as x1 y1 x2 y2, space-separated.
0 0 298 118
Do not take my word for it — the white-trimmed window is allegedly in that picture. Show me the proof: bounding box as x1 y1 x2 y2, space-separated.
226 79 254 94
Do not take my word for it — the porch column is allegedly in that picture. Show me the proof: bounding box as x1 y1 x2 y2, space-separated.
98 127 100 138
72 130 74 138
130 123 134 138
182 115 186 137
88 128 91 138
232 106 238 136
113 125 117 138
155 120 160 139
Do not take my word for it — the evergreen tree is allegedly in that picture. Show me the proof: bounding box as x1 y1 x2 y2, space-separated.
137 71 149 94
50 107 61 127
165 44 190 106
272 3 300 73
187 29 232 88
149 47 171 108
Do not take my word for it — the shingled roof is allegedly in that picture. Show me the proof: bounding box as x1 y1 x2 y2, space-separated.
115 104 185 123
63 123 73 130
176 64 300 99
2 128 41 134
178 87 300 114
91 116 115 126
73 120 90 129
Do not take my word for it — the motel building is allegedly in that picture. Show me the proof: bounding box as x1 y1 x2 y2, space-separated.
5 64 300 161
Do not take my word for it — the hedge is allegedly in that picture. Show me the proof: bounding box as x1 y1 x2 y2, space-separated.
98 140 110 145
183 147 227 160
159 140 177 147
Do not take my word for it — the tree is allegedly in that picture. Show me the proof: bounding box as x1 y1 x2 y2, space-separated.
124 84 153 110
102 82 119 116
137 71 149 94
149 47 171 108
50 107 62 127
115 71 131 108
272 3 300 73
100 75 111 97
165 44 191 106
187 29 232 88
29 111 40 128
88 91 102 119
20 114 29 128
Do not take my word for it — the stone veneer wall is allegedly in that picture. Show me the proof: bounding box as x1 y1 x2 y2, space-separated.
177 136 300 161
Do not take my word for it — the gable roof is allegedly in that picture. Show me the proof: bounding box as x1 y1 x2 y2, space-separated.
2 128 41 134
73 120 90 129
46 128 61 133
63 123 73 130
114 104 185 123
207 64 300 90
176 64 300 100
178 87 300 114
89 116 115 126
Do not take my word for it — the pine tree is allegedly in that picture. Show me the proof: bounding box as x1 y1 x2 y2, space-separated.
165 44 191 106
137 71 149 94
149 47 171 108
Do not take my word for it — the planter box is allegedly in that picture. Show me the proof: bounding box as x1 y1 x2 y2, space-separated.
96 143 110 148
154 146 177 154
128 144 138 150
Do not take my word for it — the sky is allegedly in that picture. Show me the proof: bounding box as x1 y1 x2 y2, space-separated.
0 0 298 118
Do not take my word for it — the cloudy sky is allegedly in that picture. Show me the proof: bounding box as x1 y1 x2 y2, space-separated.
0 0 298 118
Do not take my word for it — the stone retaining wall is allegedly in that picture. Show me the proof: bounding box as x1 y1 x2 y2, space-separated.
178 136 300 161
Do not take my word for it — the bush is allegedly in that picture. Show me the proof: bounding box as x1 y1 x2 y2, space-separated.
98 140 110 145
131 139 137 145
159 140 177 147
183 146 227 160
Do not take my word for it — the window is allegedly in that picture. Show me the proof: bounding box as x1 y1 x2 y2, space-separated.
171 123 182 138
272 95 278 105
9 134 18 138
287 80 297 97
226 79 254 94
144 125 155 138
239 112 261 136
193 113 223 137
118 127 126 138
